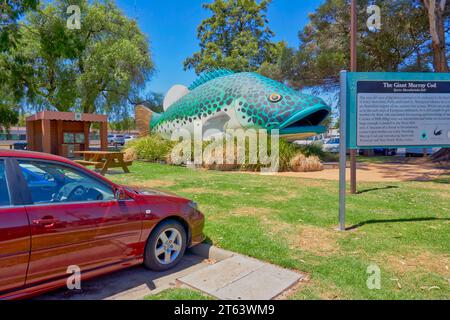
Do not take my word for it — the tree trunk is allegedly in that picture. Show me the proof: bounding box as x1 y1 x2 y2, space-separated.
423 1 450 161
423 0 449 72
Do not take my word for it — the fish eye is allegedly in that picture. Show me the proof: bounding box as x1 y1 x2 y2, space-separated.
268 93 282 103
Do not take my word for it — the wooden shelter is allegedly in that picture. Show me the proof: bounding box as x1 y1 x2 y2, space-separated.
26 111 108 158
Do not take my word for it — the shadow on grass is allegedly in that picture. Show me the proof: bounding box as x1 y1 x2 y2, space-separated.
431 176 450 184
357 185 399 194
346 217 450 231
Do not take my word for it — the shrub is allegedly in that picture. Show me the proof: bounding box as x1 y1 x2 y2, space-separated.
123 147 137 162
321 152 340 162
297 143 325 159
126 134 325 172
290 154 324 172
125 135 176 162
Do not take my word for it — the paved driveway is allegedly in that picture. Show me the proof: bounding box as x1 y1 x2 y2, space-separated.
36 253 210 300
36 245 304 300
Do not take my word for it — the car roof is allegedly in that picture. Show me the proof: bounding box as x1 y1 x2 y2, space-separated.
0 150 117 185
0 150 79 166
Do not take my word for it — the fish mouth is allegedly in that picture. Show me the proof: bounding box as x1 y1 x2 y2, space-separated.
278 104 331 139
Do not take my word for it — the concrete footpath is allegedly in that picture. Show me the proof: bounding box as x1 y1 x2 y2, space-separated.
37 244 304 300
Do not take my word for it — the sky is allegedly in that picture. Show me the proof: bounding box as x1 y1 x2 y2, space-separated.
115 0 324 95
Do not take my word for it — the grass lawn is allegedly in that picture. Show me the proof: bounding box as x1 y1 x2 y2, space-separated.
108 162 450 300
144 288 213 300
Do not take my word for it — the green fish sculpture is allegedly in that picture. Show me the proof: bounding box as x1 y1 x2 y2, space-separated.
136 70 331 141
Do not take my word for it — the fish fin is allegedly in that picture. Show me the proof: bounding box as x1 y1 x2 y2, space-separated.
135 105 154 137
188 69 235 90
163 85 190 111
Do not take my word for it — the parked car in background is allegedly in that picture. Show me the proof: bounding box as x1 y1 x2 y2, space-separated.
13 142 28 150
108 134 126 146
0 150 205 300
124 135 136 144
294 135 325 146
405 148 435 157
374 148 397 156
322 137 340 153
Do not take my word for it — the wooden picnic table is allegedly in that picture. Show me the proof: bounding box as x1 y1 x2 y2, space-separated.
0 143 13 150
74 151 131 176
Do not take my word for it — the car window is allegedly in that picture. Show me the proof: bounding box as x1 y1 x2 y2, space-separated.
0 160 10 207
329 138 340 144
18 160 115 204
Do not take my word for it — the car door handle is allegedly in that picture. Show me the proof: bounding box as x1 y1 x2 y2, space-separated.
33 218 60 228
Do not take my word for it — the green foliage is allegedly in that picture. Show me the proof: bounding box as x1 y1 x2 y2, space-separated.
109 117 136 132
261 0 433 88
0 1 39 103
0 0 39 52
258 41 297 82
297 143 325 159
0 104 19 132
144 288 213 300
140 92 164 113
126 135 176 162
127 134 328 172
276 139 301 172
11 0 153 114
184 0 277 74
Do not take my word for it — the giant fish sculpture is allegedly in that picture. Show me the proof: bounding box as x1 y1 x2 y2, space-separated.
136 70 331 141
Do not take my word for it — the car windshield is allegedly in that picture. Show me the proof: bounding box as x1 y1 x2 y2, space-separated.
18 161 115 204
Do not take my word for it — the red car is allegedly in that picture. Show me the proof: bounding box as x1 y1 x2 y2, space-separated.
0 150 205 300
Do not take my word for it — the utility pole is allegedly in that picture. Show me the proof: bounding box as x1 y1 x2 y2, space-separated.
350 0 358 194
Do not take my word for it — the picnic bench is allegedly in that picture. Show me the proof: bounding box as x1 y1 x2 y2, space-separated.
0 143 13 150
74 151 132 176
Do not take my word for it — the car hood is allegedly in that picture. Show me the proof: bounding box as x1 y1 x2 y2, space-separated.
124 185 188 200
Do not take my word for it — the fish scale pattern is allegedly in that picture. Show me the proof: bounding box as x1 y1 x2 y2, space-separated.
151 72 326 134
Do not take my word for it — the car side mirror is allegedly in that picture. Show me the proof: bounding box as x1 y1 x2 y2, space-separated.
114 187 127 201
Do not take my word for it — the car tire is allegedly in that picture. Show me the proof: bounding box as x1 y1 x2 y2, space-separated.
144 220 187 271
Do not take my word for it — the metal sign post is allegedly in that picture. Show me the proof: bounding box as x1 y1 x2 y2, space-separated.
349 0 358 195
339 70 348 231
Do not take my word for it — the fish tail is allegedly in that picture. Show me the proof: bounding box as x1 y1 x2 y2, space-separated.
135 105 153 137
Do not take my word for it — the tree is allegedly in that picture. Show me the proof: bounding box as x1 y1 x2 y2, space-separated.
184 0 277 74
0 78 21 131
422 0 449 72
258 41 297 82
0 1 39 120
276 0 432 89
109 116 136 132
138 92 164 113
14 0 154 114
0 104 19 132
0 0 39 52
423 0 450 159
